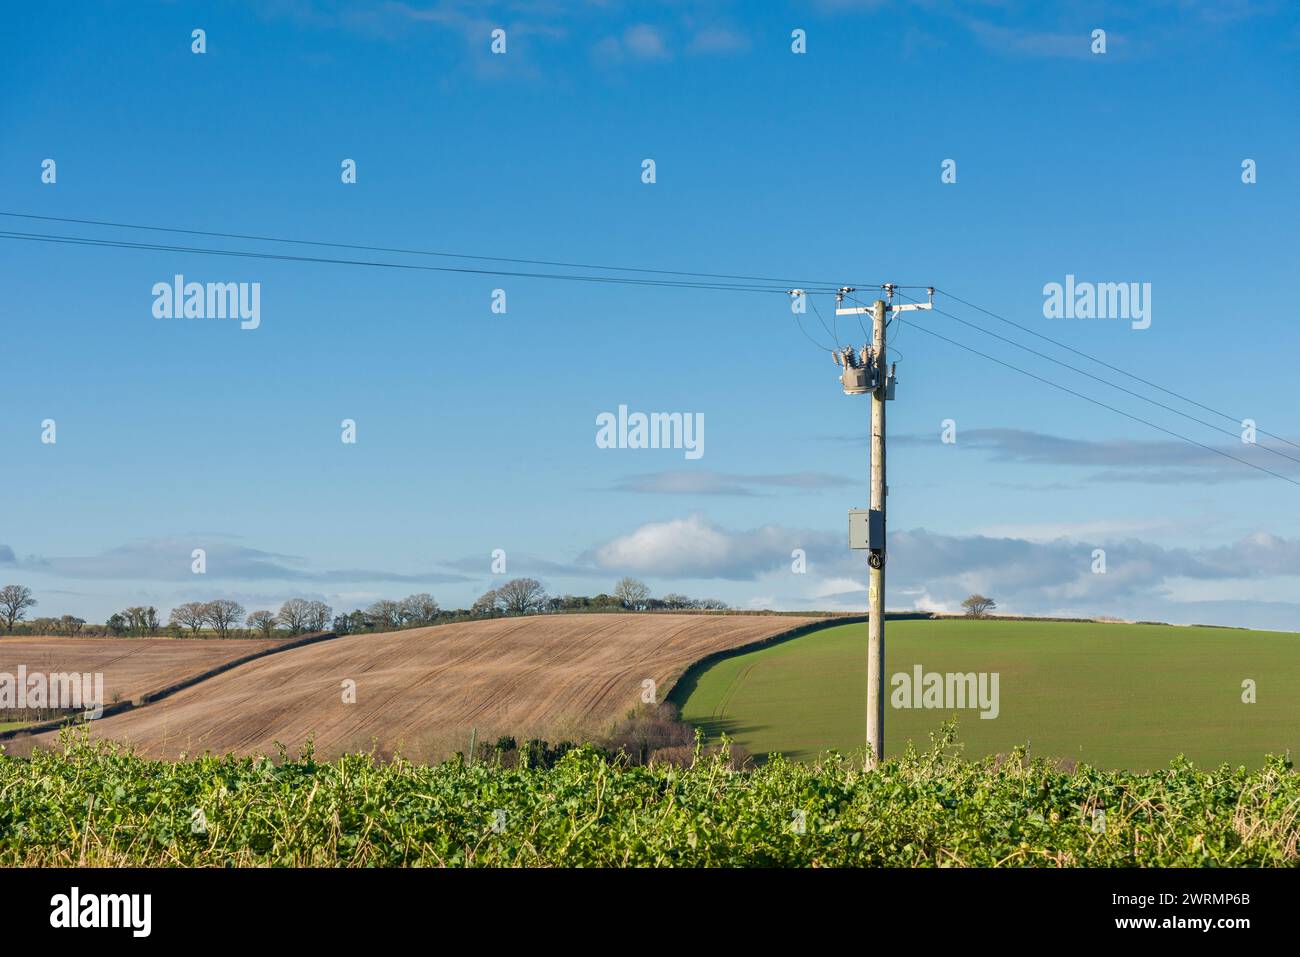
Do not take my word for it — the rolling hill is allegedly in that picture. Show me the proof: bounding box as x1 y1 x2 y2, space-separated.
0 635 287 708
11 614 829 760
674 618 1300 769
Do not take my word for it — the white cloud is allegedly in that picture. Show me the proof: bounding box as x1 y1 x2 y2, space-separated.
624 23 668 59
584 514 810 579
689 27 748 54
575 514 1300 628
810 576 866 598
594 23 671 63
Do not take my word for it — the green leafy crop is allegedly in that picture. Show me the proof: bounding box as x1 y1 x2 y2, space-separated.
1 726 1295 867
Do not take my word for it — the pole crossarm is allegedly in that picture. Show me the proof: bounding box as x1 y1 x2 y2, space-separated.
835 286 935 316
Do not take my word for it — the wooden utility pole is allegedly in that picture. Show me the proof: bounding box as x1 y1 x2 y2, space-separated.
830 284 933 769
866 297 887 768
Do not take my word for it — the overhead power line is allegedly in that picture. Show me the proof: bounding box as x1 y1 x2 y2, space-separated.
889 294 1300 489
6 208 1294 486
937 287 1300 455
0 210 923 294
923 300 1300 472
0 229 824 295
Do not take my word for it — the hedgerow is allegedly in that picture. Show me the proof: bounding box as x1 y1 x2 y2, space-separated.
1 726 1295 866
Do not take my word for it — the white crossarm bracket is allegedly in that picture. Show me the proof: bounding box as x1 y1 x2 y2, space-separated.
835 286 934 316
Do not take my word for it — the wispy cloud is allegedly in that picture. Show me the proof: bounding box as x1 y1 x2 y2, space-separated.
610 470 853 496
689 27 749 54
963 20 1103 60
443 552 586 577
892 428 1298 484
594 23 671 63
1 539 473 585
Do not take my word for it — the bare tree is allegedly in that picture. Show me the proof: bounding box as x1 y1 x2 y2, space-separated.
471 589 499 617
400 593 440 626
692 598 728 611
613 577 651 609
277 598 311 635
495 578 547 615
246 609 277 638
58 614 85 636
661 593 690 610
0 585 37 632
169 601 208 637
961 594 997 618
305 601 332 632
366 599 403 630
203 599 245 638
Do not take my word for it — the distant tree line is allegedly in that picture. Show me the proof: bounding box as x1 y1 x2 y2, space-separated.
332 593 441 635
464 577 726 620
332 580 727 635
0 586 339 640
0 578 729 639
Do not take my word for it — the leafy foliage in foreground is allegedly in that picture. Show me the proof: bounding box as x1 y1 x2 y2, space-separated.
1 727 1296 867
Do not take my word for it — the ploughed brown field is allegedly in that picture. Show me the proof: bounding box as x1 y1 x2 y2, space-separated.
0 636 286 706
11 614 826 760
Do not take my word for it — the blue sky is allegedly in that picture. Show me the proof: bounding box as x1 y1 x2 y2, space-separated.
2 1 1299 628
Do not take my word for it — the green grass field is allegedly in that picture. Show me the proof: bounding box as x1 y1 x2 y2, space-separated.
0 722 27 734
675 619 1300 770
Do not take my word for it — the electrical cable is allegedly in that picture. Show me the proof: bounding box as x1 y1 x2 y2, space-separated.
899 309 1300 489
0 209 909 294
0 229 820 294
937 287 1300 454
913 297 1300 472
